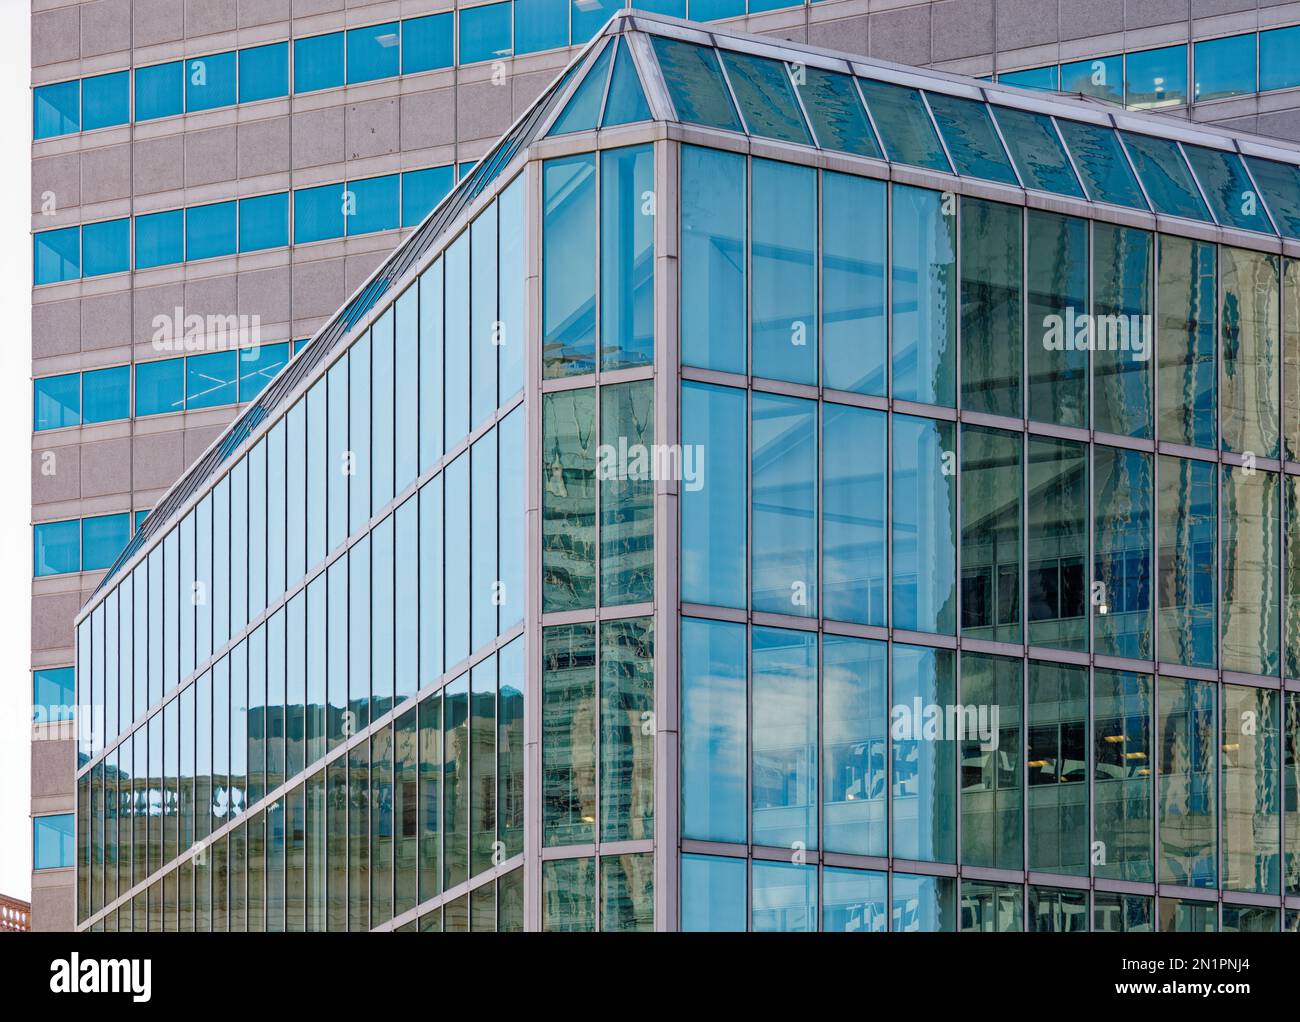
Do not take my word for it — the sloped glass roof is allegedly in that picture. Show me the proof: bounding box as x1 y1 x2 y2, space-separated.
93 9 1300 593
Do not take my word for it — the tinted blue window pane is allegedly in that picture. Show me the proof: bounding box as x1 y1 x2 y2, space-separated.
690 0 745 17
891 185 956 406
752 860 817 932
824 867 888 931
135 510 149 532
34 227 80 285
602 38 652 127
294 33 345 93
639 0 685 13
348 22 401 83
239 42 289 101
893 872 957 931
185 51 237 111
999 66 1059 91
402 13 454 73
542 154 597 376
1194 33 1255 102
187 350 239 409
600 145 654 370
134 209 184 269
681 382 746 607
719 50 811 146
82 72 129 130
653 37 742 132
572 0 619 42
135 358 185 416
892 645 957 862
186 200 237 261
82 218 129 277
857 79 950 172
347 174 400 235
515 0 568 54
238 342 290 401
752 393 817 617
135 61 183 120
33 814 74 870
680 854 746 932
752 629 817 849
1126 45 1187 109
1260 26 1300 92
1244 157 1300 240
34 80 79 138
548 42 613 137
824 404 886 625
990 106 1084 198
752 159 816 384
82 365 130 424
1055 120 1148 210
295 183 346 243
893 415 957 634
401 165 454 226
823 172 886 394
459 3 513 65
34 374 80 431
925 92 1017 184
239 192 289 252
1121 132 1211 222
34 520 80 575
1061 56 1123 104
681 618 747 843
1183 145 1275 234
83 514 130 570
680 146 746 373
1094 446 1153 659
34 667 75 723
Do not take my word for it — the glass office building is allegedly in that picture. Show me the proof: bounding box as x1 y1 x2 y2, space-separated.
73 12 1300 932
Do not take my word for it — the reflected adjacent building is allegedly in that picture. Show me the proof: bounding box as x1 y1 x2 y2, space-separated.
72 12 1300 932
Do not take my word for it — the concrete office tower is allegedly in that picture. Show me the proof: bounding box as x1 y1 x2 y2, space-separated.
66 10 1300 932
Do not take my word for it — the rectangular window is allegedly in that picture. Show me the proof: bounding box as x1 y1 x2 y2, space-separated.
752 393 817 617
34 814 74 870
1220 246 1280 458
1221 465 1280 676
1157 455 1217 668
680 382 745 608
1126 45 1188 109
185 51 237 112
1092 223 1153 438
1222 685 1280 893
82 71 129 131
401 165 454 227
470 202 498 425
822 636 886 856
541 857 595 931
82 218 130 277
823 403 885 626
34 80 79 139
680 618 746 844
751 158 816 384
186 200 237 262
239 42 289 102
34 226 80 285
471 431 497 651
445 235 470 445
347 22 400 84
1261 25 1300 92
347 174 400 236
1027 661 1088 875
680 146 746 374
1158 676 1217 888
135 62 183 120
444 454 470 668
1027 437 1088 651
443 676 469 890
135 209 184 269
599 619 653 842
892 414 957 634
892 185 956 406
960 425 1022 643
959 652 1022 869
822 171 886 394
33 666 75 723
185 350 238 410
891 644 956 863
1094 445 1152 659
418 692 442 903
752 860 817 932
515 0 569 55
403 13 454 73
542 154 597 376
1093 668 1152 882
83 513 130 571
499 177 525 399
960 197 1022 416
680 853 745 932
469 655 496 877
295 183 346 244
458 2 513 64
542 622 596 846
600 145 654 370
238 193 289 252
600 381 654 606
294 33 344 93
542 388 596 612
237 342 289 402
34 374 80 431
1194 33 1256 102
1157 235 1216 448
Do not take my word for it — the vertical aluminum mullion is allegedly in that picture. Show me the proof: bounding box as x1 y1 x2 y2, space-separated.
883 179 895 918
1153 654 1162 916
744 155 754 933
952 188 964 897
814 168 824 931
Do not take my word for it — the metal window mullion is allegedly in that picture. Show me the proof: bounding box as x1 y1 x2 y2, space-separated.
917 90 958 177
